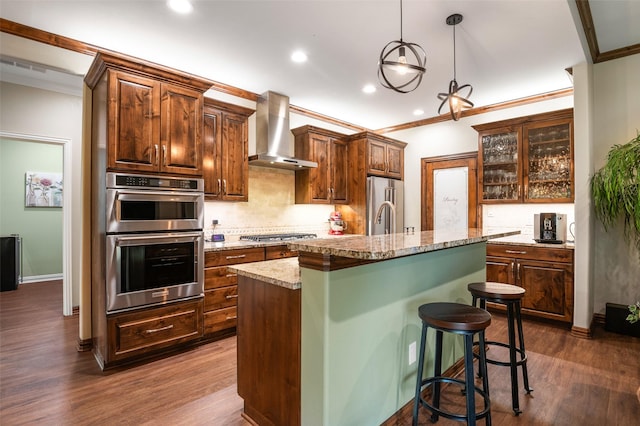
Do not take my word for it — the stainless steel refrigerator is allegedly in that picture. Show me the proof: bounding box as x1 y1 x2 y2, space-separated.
366 176 404 235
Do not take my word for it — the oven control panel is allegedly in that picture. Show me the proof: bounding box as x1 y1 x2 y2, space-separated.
108 173 203 192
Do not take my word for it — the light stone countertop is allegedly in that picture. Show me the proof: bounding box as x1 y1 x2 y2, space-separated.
228 258 301 290
488 233 575 249
287 228 521 260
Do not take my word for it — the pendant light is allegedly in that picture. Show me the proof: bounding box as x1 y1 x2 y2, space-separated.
378 0 427 93
437 13 473 121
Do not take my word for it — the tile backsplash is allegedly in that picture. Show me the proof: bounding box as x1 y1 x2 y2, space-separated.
204 166 334 241
483 203 575 240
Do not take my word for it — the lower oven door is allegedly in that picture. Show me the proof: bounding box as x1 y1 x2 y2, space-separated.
106 231 204 313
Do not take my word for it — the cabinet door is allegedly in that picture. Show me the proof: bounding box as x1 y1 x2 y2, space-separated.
160 83 203 176
203 110 222 197
367 140 387 176
386 144 404 180
523 119 574 202
330 139 348 204
518 259 573 323
107 70 160 173
486 255 515 284
308 133 332 203
220 112 249 201
479 127 522 203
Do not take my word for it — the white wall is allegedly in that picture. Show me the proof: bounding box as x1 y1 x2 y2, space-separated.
591 54 640 312
0 81 83 306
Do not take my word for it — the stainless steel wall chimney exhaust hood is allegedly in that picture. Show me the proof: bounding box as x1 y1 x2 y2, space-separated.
249 91 317 170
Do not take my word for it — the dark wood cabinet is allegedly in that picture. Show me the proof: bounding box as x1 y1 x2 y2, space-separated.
367 138 404 180
203 99 254 201
293 125 349 205
486 243 574 324
474 109 574 204
85 52 212 176
105 299 203 367
203 247 265 336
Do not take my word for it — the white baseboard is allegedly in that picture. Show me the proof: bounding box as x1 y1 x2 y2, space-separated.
21 273 63 284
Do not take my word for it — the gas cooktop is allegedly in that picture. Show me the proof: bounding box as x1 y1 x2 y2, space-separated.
239 233 317 242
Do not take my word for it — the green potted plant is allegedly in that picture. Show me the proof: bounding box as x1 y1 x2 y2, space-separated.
590 132 640 253
591 134 640 403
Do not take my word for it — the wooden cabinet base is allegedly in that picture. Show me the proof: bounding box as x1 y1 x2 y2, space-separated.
237 276 301 426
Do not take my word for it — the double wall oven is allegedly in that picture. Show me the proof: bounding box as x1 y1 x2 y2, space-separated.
103 173 204 313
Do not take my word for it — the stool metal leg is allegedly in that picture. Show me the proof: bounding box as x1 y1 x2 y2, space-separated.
431 330 444 423
506 302 522 415
464 333 477 426
478 330 492 426
412 322 428 426
515 300 533 393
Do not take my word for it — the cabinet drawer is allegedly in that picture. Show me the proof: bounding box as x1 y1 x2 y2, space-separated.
108 299 203 361
205 247 265 267
265 245 299 260
487 243 573 263
204 286 237 311
204 306 237 334
205 266 237 289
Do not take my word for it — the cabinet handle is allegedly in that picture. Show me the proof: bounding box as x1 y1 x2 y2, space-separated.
154 144 159 165
225 254 246 260
225 294 238 300
226 315 238 320
511 261 515 278
223 179 227 194
145 324 174 334
517 263 521 281
225 273 237 278
217 179 222 194
505 250 527 254
162 145 167 166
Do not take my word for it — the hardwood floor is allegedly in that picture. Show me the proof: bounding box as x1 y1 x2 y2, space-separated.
1 281 639 425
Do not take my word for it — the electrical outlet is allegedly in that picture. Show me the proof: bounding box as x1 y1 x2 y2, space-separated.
408 341 417 365
212 219 219 225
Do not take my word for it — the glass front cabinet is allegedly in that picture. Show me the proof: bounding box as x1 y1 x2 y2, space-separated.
474 109 574 204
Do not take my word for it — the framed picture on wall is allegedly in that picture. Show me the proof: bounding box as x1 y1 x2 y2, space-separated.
25 171 63 207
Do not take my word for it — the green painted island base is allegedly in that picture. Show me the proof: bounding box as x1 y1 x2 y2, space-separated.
300 242 487 426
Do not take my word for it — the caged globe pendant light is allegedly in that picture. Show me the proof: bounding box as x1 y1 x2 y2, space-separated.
437 13 473 121
378 0 427 93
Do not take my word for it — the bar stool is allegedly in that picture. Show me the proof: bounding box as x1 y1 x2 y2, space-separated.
412 302 491 426
468 282 533 415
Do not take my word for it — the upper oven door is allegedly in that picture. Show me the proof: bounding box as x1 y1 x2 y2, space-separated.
106 189 204 233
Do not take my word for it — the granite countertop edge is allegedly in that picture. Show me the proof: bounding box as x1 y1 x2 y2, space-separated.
287 229 521 260
228 258 301 290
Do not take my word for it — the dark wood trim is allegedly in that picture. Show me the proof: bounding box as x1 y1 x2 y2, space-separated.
472 108 573 132
290 105 368 133
574 1 640 64
375 89 573 134
297 251 376 271
571 324 593 339
76 337 93 352
0 18 99 56
204 97 255 117
593 312 606 326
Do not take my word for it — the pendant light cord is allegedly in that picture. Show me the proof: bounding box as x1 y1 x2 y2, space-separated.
399 0 404 41
452 22 457 81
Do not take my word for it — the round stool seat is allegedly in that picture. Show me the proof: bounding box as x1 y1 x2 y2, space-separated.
468 282 525 302
419 302 491 333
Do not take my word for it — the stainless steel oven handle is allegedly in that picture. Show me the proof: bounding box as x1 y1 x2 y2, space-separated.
145 324 174 334
114 190 203 202
114 232 202 246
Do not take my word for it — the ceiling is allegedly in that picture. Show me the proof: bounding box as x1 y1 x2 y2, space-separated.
0 1 638 131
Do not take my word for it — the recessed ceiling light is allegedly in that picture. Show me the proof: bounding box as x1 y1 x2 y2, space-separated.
167 0 193 14
291 50 308 63
362 84 376 94
413 109 424 116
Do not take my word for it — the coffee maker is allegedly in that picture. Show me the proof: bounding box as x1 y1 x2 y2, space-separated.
534 213 567 244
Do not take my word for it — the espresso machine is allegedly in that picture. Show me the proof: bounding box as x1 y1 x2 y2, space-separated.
534 213 567 244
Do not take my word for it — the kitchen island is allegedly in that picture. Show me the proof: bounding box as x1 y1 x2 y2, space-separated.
229 228 519 426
